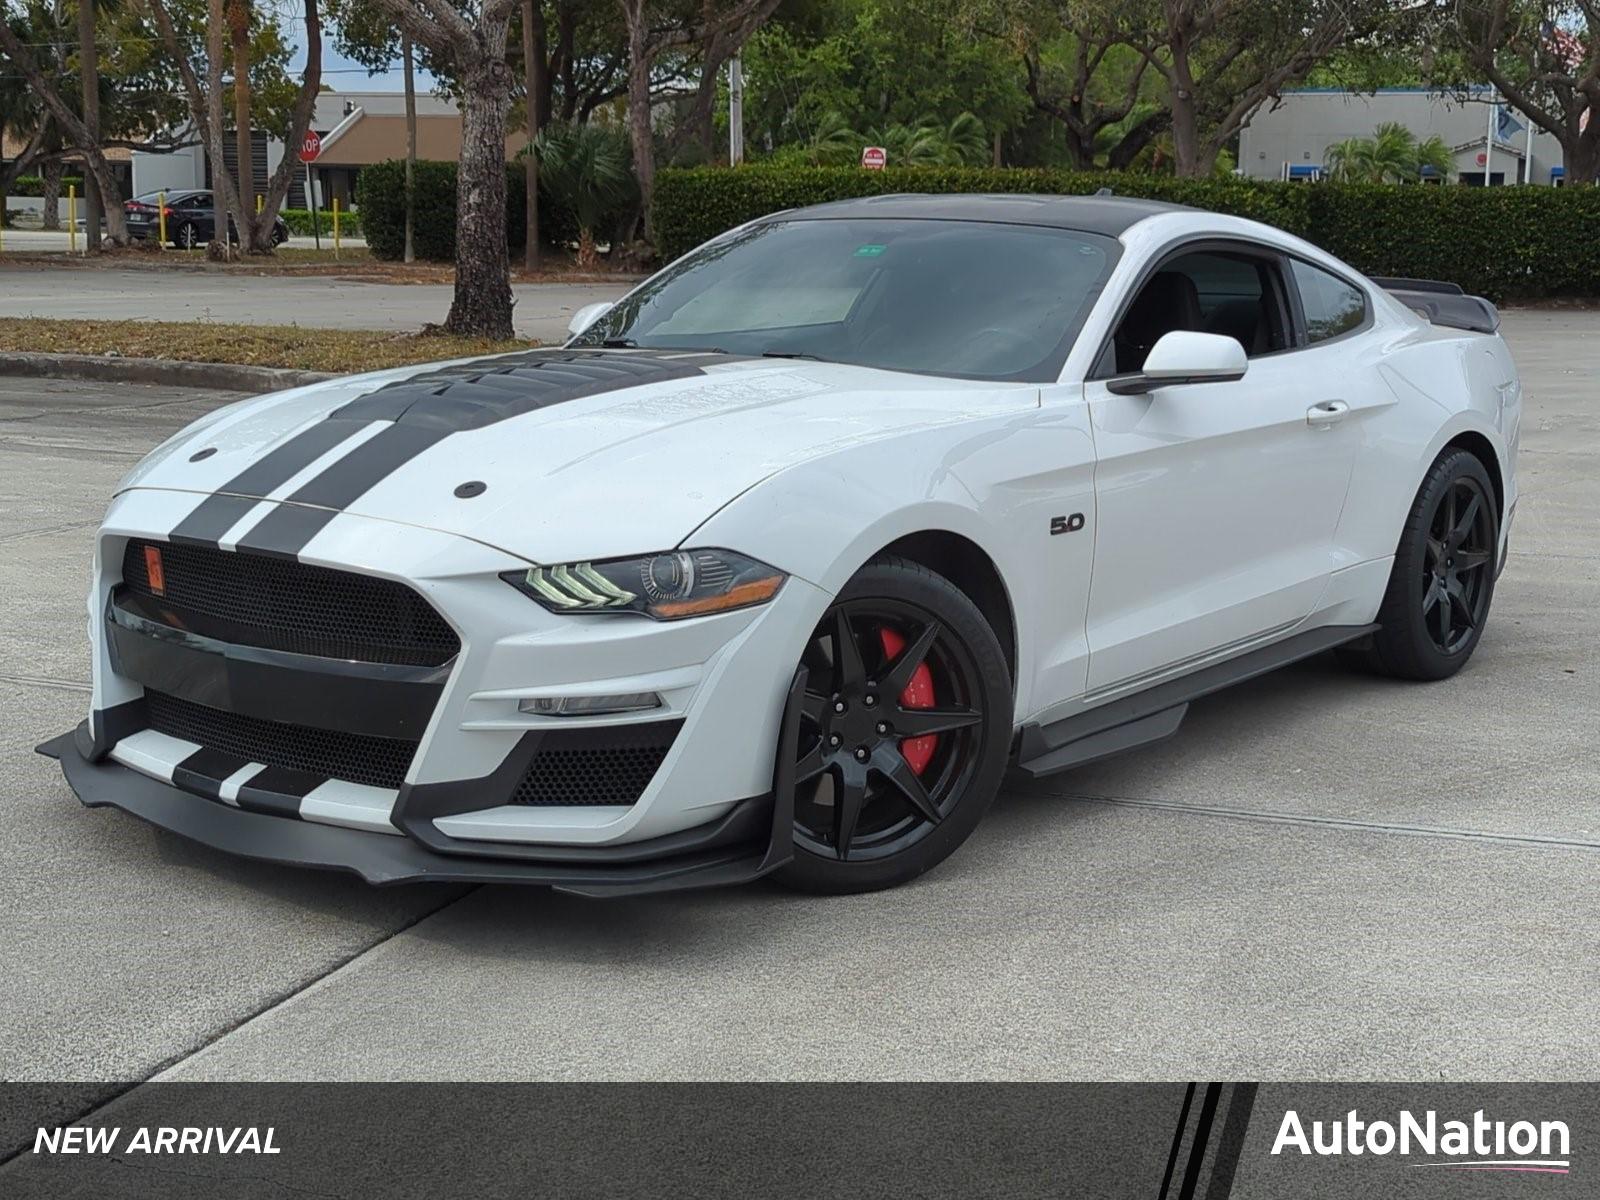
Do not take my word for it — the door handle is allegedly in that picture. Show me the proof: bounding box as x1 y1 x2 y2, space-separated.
1306 400 1350 428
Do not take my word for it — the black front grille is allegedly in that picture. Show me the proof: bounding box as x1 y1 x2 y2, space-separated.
145 690 419 789
512 722 682 807
122 538 459 667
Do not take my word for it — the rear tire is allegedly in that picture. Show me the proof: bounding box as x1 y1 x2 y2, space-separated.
1359 448 1499 681
174 222 199 250
774 556 1013 894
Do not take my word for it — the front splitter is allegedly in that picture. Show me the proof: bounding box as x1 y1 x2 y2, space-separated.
37 724 787 898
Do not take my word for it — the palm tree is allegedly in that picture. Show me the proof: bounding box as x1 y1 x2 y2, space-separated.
1415 135 1453 182
1323 123 1448 184
533 122 637 267
1369 122 1420 183
798 112 859 167
862 112 989 167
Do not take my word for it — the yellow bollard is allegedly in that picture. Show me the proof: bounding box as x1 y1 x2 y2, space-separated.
256 194 263 214
68 185 77 253
332 197 340 259
158 191 167 247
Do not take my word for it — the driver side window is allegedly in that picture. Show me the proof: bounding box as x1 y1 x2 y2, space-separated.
1108 250 1290 374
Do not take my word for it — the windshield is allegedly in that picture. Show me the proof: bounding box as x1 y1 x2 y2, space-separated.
573 218 1118 382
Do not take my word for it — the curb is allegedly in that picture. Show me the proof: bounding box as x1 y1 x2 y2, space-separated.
0 352 332 394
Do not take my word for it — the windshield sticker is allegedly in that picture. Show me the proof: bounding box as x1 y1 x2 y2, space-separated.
853 244 887 257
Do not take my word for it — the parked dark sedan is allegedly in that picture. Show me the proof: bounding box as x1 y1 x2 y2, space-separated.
123 189 289 249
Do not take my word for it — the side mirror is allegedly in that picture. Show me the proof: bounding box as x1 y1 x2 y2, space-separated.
567 301 614 338
1106 330 1248 395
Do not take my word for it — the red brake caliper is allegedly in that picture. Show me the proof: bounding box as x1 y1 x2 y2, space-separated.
878 626 937 775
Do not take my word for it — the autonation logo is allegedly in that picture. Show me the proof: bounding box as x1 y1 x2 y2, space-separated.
1272 1109 1571 1175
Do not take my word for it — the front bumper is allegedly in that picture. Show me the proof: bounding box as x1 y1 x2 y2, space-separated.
40 671 808 897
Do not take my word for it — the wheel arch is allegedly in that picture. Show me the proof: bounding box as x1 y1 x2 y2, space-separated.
873 529 1018 687
1441 428 1504 519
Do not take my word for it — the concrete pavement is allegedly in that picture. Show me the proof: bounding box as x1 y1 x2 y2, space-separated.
0 311 1595 1108
0 264 630 344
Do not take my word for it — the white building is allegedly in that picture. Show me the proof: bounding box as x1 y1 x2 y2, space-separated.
1239 87 1566 185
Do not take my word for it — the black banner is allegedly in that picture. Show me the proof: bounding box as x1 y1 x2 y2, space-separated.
2 1083 1594 1197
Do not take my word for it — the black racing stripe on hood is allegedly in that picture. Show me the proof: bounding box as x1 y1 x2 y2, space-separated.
182 349 718 557
234 424 449 558
331 349 712 431
169 418 372 546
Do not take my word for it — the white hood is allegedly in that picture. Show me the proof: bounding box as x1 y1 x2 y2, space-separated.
122 351 1037 564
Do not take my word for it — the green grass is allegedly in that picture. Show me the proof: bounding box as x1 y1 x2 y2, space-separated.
0 317 534 374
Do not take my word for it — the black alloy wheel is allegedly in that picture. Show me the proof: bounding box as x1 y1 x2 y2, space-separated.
776 557 1012 893
175 222 199 250
1353 447 1500 681
1421 475 1495 655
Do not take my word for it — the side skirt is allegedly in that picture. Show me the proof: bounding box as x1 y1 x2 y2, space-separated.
1014 623 1379 779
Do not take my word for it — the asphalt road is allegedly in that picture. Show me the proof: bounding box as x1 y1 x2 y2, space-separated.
0 312 1595 1127
0 264 629 344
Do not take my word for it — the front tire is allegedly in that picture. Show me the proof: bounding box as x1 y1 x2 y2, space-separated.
1359 447 1499 680
775 556 1013 894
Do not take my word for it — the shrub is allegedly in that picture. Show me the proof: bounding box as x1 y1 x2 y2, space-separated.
279 208 363 238
1304 183 1600 300
531 121 637 266
652 165 1600 300
651 166 1313 262
356 157 622 263
7 175 85 197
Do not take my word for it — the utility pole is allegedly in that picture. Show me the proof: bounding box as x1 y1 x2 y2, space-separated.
728 54 743 165
402 33 416 264
78 0 101 250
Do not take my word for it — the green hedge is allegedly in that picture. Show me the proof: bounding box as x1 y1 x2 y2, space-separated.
1304 183 1600 301
7 175 85 197
652 167 1313 261
279 208 363 238
652 166 1600 301
357 158 601 262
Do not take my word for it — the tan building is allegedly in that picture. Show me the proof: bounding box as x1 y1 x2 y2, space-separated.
130 91 526 209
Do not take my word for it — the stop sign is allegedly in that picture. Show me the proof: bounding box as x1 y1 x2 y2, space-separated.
298 130 322 164
861 146 887 170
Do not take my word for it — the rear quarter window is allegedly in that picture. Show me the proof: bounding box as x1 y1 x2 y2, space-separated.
1291 260 1367 343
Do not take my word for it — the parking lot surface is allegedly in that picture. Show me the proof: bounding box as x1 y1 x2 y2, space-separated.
0 311 1594 1126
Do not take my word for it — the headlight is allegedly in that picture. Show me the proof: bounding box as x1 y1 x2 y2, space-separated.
502 549 785 620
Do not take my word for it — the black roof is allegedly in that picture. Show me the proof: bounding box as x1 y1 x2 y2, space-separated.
769 192 1194 236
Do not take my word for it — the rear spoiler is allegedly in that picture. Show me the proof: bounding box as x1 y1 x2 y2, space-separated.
1370 276 1500 335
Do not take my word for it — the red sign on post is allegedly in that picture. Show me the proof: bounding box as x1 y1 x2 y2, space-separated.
298 130 323 164
861 146 887 170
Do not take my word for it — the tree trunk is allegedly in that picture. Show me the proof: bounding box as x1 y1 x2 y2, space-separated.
623 2 655 242
205 0 236 257
41 160 63 230
521 0 542 272
1567 134 1600 184
446 55 515 338
79 0 102 251
403 33 416 264
1167 41 1205 178
228 0 259 251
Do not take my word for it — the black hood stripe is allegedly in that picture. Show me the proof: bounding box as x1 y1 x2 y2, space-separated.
329 349 711 431
168 494 262 549
176 349 720 558
169 418 373 546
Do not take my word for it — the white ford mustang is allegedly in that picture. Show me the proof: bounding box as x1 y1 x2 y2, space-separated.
41 194 1520 896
